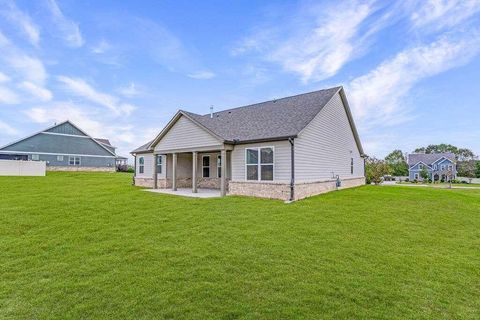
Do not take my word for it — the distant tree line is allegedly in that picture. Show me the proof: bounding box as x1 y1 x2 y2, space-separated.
365 144 480 184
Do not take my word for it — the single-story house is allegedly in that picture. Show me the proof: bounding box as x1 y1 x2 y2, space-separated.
408 153 457 181
0 120 126 172
131 86 366 201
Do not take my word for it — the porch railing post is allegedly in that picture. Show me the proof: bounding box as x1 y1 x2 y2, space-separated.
172 153 177 191
192 151 198 193
220 150 226 197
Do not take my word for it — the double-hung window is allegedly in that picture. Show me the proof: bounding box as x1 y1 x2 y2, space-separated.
31 154 39 161
217 155 222 178
202 155 210 178
57 155 64 161
419 164 423 169
441 164 446 171
139 157 144 174
69 156 80 166
246 147 274 181
156 155 162 174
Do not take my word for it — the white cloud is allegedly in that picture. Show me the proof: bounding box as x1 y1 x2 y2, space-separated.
18 81 53 101
0 72 10 82
4 52 47 85
0 86 19 104
0 0 40 46
91 39 110 54
232 1 384 82
187 70 216 80
411 0 480 31
57 76 136 115
117 83 140 98
45 0 84 47
348 32 480 130
0 119 18 135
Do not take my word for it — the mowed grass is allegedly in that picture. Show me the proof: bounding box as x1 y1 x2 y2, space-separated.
1 172 480 319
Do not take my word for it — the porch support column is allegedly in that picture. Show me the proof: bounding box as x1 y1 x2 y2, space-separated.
192 151 198 193
220 150 227 197
172 153 177 191
153 154 158 189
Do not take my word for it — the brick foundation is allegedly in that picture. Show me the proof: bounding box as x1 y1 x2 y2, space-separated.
48 166 115 172
229 181 291 201
294 177 365 200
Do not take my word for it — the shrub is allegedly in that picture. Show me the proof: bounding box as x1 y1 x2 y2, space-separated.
405 178 409 182
413 179 418 183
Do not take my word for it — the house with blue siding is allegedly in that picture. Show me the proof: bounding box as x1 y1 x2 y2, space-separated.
408 153 457 182
0 121 125 171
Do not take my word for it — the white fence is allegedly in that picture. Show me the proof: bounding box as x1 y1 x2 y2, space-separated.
458 177 480 184
0 160 46 176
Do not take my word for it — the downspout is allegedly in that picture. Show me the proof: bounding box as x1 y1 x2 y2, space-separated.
289 138 295 202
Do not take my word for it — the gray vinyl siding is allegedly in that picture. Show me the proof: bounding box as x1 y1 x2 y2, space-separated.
231 140 291 182
136 153 154 178
45 122 87 136
1 133 113 156
154 116 222 152
29 154 115 167
294 92 364 182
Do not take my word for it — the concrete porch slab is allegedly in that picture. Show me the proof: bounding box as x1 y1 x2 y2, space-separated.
144 188 222 198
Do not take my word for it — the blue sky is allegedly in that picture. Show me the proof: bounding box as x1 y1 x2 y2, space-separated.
0 0 480 159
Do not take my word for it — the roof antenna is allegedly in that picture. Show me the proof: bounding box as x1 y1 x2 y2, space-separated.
210 105 213 119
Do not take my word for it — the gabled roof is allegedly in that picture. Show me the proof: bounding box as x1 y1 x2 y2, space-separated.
132 86 364 155
408 153 455 166
95 138 112 146
0 120 117 157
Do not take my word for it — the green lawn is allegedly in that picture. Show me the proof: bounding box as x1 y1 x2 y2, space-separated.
1 172 480 319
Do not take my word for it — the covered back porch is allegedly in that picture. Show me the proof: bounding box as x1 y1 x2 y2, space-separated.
152 146 232 197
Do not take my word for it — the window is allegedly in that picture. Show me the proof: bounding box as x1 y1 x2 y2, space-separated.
419 164 423 169
202 155 210 178
69 156 80 166
351 158 354 175
448 165 453 171
57 155 64 161
156 155 162 174
433 164 437 170
217 155 222 178
441 164 446 171
31 154 39 161
246 147 274 181
414 173 419 180
139 157 144 174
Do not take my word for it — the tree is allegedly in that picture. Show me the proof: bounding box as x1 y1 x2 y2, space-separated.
420 167 429 182
365 157 391 185
385 149 409 176
476 161 480 178
457 160 477 178
414 144 477 161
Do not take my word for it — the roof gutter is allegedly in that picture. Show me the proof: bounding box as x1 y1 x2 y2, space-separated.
228 135 297 145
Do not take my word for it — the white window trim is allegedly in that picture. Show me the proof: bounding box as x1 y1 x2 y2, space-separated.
68 156 81 166
217 154 222 178
57 155 64 161
138 156 144 174
31 154 40 161
414 173 419 180
202 155 210 178
245 146 275 181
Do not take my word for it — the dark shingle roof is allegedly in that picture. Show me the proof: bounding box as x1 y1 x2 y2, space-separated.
131 140 153 154
408 153 456 166
182 87 341 142
131 86 364 154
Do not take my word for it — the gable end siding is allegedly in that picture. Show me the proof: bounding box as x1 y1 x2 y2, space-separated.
294 92 364 182
45 122 87 136
1 133 114 157
154 115 222 152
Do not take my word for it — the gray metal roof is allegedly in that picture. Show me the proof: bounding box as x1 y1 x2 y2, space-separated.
132 86 364 155
408 153 456 166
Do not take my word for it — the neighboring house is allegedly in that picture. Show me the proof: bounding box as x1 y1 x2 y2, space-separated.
131 86 366 201
407 153 457 181
0 120 126 172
